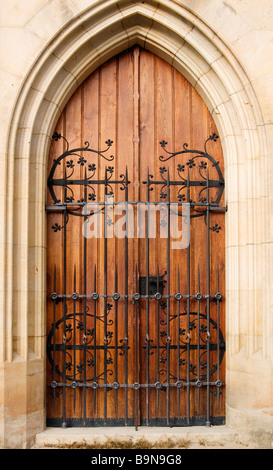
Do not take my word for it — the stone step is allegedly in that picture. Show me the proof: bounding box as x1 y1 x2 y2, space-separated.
34 425 249 449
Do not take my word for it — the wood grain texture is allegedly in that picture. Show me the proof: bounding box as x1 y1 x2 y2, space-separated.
46 47 225 425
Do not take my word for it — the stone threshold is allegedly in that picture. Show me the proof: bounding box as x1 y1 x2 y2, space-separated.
34 425 250 449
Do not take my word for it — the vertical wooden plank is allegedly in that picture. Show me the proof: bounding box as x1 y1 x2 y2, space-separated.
172 70 192 420
46 113 65 422
132 46 141 425
82 70 100 421
154 54 174 423
64 87 83 422
188 87 207 420
116 49 135 422
139 50 155 423
98 56 117 422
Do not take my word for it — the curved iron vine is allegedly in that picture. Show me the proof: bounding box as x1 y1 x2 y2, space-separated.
158 310 225 383
142 298 225 384
46 308 129 384
48 133 129 226
153 133 225 212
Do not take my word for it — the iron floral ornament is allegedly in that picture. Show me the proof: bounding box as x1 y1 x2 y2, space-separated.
48 133 129 232
157 133 225 208
48 132 115 206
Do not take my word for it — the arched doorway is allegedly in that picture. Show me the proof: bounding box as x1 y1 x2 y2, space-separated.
46 47 226 427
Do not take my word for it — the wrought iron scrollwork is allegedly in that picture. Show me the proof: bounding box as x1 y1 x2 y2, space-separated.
46 309 128 384
145 133 225 213
46 134 226 427
49 133 114 204
48 133 131 235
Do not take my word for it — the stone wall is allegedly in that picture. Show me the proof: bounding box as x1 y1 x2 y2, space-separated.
0 0 272 448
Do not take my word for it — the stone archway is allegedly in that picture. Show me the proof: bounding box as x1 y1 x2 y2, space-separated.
3 0 269 448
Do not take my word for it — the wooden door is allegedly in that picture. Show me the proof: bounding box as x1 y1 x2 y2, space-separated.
46 47 226 427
